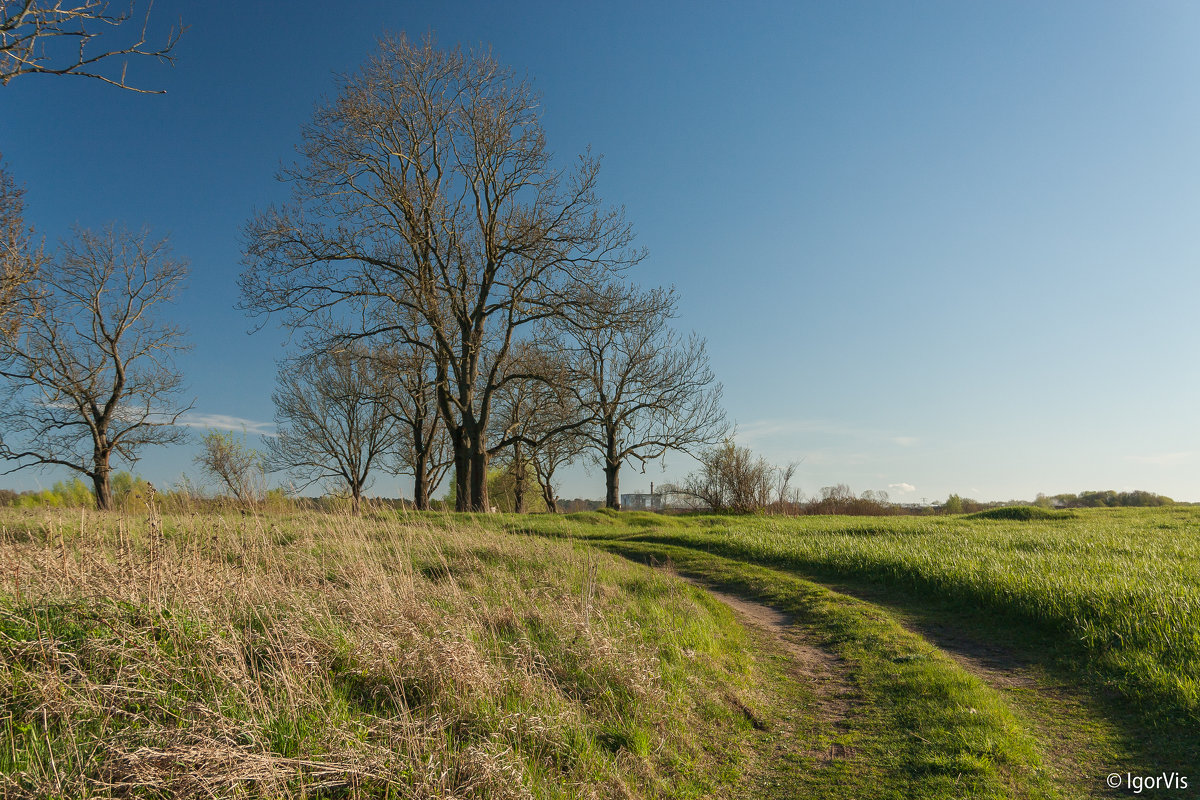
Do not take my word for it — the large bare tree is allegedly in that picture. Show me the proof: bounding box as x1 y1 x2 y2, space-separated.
560 285 727 509
0 224 191 509
266 346 401 514
1 0 182 90
0 154 43 342
240 34 641 511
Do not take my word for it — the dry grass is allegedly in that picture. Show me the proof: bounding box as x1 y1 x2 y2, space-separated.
0 506 759 799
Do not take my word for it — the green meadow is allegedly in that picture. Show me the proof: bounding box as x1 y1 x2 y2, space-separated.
2 505 1196 798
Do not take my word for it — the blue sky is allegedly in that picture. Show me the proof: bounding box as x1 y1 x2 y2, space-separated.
3 1 1200 503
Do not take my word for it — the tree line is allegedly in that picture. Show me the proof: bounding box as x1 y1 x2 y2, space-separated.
0 28 729 511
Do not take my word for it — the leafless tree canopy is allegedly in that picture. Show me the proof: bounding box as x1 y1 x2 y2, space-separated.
0 0 182 91
194 429 265 504
666 439 798 514
373 333 450 510
241 34 642 511
0 225 191 509
557 285 728 509
488 344 588 513
266 346 401 514
0 154 44 342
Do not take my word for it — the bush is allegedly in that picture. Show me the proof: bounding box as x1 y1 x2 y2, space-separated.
966 506 1074 521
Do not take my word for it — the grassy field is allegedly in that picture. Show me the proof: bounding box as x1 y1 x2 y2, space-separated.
0 507 788 798
2 504 1195 798
519 506 1200 789
538 508 1200 721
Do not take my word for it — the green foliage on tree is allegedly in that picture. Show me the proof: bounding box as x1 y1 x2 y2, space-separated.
7 471 152 509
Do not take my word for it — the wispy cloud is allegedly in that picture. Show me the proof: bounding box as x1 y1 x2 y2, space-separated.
737 418 918 448
177 413 275 436
888 482 916 494
1127 451 1194 467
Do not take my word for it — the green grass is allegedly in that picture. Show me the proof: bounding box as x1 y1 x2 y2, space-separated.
0 508 774 798
594 539 1061 800
525 508 1200 721
7 504 1194 797
519 506 1200 780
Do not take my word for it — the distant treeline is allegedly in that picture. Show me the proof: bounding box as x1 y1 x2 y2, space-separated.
0 474 1177 517
1036 490 1174 508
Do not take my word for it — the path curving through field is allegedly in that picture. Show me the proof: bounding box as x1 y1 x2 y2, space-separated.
693 571 1128 799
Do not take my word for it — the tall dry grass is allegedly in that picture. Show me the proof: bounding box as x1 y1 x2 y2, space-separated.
0 505 757 798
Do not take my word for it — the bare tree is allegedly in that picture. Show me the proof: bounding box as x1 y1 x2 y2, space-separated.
666 439 778 514
266 345 401 514
0 224 191 509
558 285 727 509
0 154 43 342
1 0 182 91
488 375 542 514
374 336 450 510
194 428 265 504
527 407 587 514
488 345 588 514
240 34 641 512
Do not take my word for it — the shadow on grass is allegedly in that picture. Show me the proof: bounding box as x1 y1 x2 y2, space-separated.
613 530 1199 789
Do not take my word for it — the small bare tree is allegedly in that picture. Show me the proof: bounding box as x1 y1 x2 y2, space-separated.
559 285 727 509
0 224 191 509
1 0 183 90
489 376 542 514
0 154 44 341
266 346 401 514
487 343 591 514
194 428 265 504
375 337 451 510
527 414 586 514
667 439 784 514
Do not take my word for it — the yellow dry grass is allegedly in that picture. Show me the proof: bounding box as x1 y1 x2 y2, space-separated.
0 506 757 798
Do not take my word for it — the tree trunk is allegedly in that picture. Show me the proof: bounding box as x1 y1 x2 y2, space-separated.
541 480 558 514
453 429 471 511
470 443 489 512
350 485 362 514
92 456 113 511
413 459 430 511
605 461 620 510
604 433 621 509
511 441 526 514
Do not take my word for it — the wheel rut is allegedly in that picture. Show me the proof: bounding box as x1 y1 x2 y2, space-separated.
802 576 1129 799
699 584 855 730
688 571 1126 799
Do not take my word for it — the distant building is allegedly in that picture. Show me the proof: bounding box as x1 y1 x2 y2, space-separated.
620 491 664 511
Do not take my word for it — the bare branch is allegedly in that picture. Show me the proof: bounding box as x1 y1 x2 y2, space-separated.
0 0 184 92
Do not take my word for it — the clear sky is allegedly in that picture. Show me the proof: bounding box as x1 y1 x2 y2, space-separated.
3 0 1199 503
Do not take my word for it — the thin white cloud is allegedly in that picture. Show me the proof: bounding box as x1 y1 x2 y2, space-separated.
738 418 919 449
888 482 916 494
737 418 868 441
1127 451 1194 467
177 413 275 436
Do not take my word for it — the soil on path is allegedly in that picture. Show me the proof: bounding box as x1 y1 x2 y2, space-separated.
687 570 1129 799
